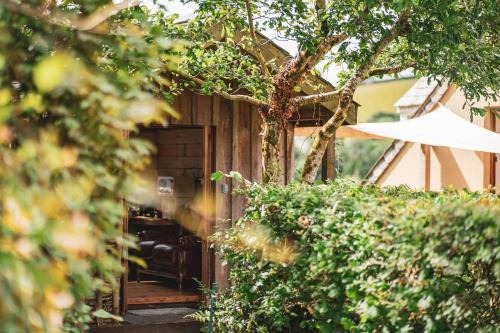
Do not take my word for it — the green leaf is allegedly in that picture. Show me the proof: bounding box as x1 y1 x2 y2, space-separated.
340 317 355 330
92 309 123 322
211 171 224 181
228 171 243 181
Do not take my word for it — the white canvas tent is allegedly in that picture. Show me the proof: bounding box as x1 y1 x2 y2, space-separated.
336 105 500 154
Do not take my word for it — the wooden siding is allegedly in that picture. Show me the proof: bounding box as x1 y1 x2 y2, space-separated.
232 101 252 220
148 89 335 288
251 107 263 182
213 96 232 289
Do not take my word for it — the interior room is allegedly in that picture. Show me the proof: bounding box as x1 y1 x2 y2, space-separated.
126 127 205 306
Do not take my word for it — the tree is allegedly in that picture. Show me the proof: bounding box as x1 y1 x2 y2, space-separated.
0 1 180 331
166 0 499 183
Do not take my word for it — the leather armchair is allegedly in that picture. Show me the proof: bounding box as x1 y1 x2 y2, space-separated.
136 226 201 291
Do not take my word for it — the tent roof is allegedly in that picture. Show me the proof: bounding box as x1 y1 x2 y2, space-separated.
337 105 500 154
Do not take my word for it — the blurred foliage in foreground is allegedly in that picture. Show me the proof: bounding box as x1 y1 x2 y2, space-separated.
202 179 499 332
0 1 181 332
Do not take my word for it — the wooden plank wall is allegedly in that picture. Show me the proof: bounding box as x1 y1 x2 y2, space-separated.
232 101 253 220
166 90 294 287
213 96 233 289
251 107 263 182
169 92 266 218
483 110 497 192
124 89 299 304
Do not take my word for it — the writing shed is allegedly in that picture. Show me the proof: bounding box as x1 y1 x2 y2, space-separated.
120 36 358 313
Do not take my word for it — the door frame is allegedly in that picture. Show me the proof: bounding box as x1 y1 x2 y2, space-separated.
201 125 216 288
120 125 216 314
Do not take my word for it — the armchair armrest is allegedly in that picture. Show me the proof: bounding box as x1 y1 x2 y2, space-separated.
177 235 202 288
137 240 157 259
178 235 200 249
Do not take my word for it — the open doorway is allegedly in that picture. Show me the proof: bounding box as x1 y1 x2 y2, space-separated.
125 126 212 307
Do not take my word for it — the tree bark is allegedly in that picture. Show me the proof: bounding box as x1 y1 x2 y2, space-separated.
301 78 361 183
260 59 301 184
261 115 283 184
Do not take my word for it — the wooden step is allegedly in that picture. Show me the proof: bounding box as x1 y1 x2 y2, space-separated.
90 322 201 333
127 281 202 305
90 307 202 333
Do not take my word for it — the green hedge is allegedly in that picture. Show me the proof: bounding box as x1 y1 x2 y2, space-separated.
209 180 499 333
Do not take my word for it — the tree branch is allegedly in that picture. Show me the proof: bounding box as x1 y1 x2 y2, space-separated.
297 60 415 107
315 0 326 11
244 0 272 78
368 62 416 77
301 11 412 183
38 0 54 13
332 11 412 121
287 32 348 84
173 70 268 107
315 0 328 35
0 0 140 32
287 5 380 85
294 89 341 106
315 0 327 24
75 0 141 31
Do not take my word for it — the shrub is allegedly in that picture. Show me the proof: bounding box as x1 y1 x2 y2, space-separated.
208 180 499 333
0 2 180 332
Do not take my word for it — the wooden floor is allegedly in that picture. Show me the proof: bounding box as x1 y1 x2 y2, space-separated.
127 281 201 305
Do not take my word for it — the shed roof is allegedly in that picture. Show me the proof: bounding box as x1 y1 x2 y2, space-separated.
160 4 357 124
205 26 358 125
394 77 439 108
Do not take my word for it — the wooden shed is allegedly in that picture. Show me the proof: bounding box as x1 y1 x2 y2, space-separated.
119 34 358 312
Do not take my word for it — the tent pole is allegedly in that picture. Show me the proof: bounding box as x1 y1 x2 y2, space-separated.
484 109 496 192
422 144 431 191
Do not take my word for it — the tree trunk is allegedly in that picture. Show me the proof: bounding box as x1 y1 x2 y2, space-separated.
261 115 283 184
301 129 334 183
301 89 358 183
261 63 300 184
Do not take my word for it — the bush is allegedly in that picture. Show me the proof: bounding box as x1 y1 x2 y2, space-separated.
209 180 499 333
0 2 180 332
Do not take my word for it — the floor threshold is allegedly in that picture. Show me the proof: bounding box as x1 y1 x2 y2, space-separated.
90 307 202 333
